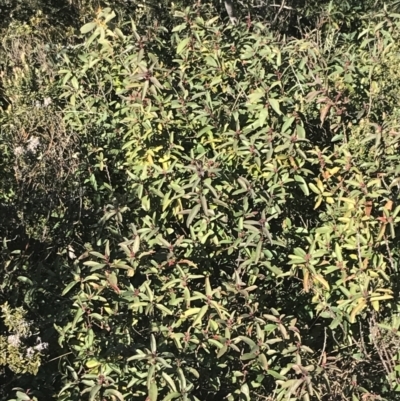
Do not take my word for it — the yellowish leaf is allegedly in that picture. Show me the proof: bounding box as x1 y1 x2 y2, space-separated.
350 299 367 323
313 274 330 291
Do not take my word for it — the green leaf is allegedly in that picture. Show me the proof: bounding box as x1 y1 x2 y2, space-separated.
62 280 78 296
150 334 157 353
241 383 250 401
127 353 148 362
16 392 30 401
17 276 33 285
192 305 208 327
156 304 173 315
147 365 156 389
186 204 201 228
89 385 101 401
177 368 186 390
205 56 218 67
89 251 106 259
71 76 79 90
267 370 287 380
103 389 124 401
172 23 187 33
241 352 257 361
210 76 222 87
177 37 190 55
81 22 97 34
149 382 158 401
254 240 262 263
268 98 281 115
217 344 228 358
258 354 269 370
296 124 306 139
162 372 177 392
281 117 295 134
71 308 84 330
236 336 256 348
248 88 264 104
162 392 181 401
294 175 309 196
86 359 100 369
259 108 268 126
114 28 125 40
309 183 320 194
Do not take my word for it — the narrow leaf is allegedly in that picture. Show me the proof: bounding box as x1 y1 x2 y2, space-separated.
81 22 97 34
268 98 281 115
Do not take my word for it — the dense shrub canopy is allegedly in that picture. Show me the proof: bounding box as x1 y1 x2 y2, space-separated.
1 1 400 401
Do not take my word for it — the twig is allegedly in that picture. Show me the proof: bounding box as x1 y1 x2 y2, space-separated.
272 0 287 25
46 351 73 363
318 327 327 365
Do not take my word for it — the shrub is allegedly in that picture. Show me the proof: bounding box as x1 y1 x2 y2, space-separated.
1 2 400 401
53 5 400 401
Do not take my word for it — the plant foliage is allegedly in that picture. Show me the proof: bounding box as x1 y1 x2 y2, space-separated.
1 1 400 401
